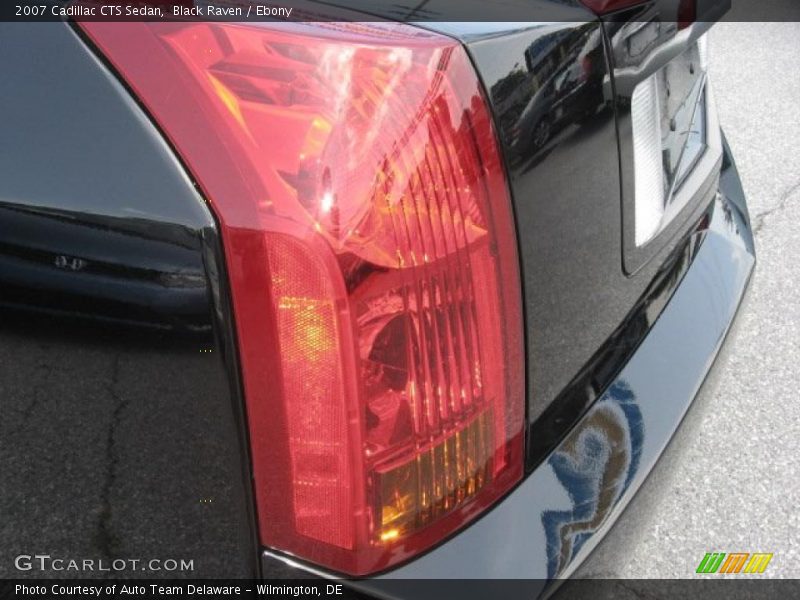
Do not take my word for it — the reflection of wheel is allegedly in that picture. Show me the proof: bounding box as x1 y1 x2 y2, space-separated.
532 119 551 150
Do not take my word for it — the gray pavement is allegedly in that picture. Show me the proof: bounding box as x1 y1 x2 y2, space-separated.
581 21 800 579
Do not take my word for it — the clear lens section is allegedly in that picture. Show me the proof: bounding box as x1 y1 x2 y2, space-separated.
631 73 665 246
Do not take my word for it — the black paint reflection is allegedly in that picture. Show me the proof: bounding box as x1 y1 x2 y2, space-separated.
490 23 608 166
542 379 643 580
0 203 212 334
0 22 258 578
469 22 647 436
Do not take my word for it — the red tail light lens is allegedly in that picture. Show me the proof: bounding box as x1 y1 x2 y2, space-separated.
579 0 647 15
678 0 697 29
80 20 524 575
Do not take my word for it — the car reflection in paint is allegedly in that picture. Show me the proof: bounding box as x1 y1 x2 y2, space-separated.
492 24 608 165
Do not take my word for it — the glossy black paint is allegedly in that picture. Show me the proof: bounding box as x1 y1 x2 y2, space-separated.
525 202 712 468
0 202 211 332
453 12 730 468
463 21 634 432
0 22 258 578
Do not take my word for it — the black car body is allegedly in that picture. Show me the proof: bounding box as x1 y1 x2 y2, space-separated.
1 0 754 595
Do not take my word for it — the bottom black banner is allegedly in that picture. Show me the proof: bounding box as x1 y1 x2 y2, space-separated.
1 579 798 600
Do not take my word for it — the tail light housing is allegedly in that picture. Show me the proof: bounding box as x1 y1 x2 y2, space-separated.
80 20 524 575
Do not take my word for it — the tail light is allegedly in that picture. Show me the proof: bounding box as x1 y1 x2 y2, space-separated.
79 20 524 575
677 0 698 29
580 0 698 24
579 0 648 15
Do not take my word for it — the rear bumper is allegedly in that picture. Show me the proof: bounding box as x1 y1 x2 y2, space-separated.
262 138 755 596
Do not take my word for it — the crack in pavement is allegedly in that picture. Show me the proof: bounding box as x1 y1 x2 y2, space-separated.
94 352 128 561
752 180 800 236
15 360 53 433
615 581 666 600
